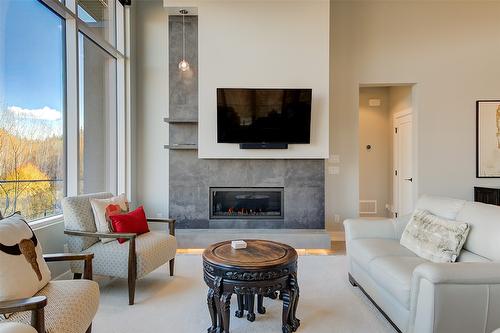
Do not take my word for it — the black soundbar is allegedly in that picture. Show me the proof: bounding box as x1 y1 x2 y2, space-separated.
239 143 289 149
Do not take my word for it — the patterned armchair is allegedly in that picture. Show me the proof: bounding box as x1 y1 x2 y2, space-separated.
0 253 98 333
61 193 177 305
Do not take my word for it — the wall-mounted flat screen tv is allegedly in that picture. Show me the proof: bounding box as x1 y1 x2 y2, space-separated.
217 88 312 144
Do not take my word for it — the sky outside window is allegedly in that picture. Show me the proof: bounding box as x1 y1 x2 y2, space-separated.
1 0 64 138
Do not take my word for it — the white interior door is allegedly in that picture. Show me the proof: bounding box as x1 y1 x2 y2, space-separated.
394 112 413 216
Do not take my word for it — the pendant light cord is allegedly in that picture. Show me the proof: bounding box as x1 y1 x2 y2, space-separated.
182 13 186 61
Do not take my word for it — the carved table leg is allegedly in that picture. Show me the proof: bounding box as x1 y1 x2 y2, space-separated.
246 294 256 322
220 292 232 333
257 295 266 314
207 288 218 333
281 290 292 333
213 277 223 333
235 294 244 318
288 273 301 332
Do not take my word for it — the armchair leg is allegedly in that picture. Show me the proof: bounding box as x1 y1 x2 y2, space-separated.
128 237 137 305
86 324 92 333
169 258 175 276
128 276 136 305
74 273 82 280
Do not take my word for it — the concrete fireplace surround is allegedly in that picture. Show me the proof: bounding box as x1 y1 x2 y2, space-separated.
167 15 326 238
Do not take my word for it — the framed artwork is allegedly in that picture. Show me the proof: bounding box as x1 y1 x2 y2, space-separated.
477 100 500 178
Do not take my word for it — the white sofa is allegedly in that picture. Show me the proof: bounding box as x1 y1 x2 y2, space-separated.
344 195 500 333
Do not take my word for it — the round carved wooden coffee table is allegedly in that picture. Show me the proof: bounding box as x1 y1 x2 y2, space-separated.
203 239 300 333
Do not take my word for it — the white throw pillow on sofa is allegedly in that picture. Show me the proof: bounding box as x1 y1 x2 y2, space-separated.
0 213 51 301
90 193 129 243
400 209 470 263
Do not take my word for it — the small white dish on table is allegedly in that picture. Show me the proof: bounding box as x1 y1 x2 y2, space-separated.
231 240 247 249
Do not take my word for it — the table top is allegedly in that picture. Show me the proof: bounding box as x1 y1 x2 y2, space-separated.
203 239 297 270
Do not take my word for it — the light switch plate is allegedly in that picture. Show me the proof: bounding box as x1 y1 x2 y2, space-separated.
328 166 340 175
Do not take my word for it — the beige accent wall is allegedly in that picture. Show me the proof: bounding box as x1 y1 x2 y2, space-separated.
327 1 500 231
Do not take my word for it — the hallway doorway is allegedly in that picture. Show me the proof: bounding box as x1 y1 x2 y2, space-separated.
358 85 414 218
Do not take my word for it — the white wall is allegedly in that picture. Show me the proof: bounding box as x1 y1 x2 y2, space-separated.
196 1 330 159
134 0 170 218
328 1 500 229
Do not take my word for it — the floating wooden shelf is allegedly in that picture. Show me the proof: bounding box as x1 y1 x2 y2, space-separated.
164 144 198 150
164 117 198 124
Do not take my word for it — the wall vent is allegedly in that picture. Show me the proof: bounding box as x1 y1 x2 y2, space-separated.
359 200 377 214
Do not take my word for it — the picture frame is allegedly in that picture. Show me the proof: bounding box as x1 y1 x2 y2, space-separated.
477 100 500 178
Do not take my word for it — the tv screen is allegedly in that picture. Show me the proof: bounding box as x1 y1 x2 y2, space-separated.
217 88 312 144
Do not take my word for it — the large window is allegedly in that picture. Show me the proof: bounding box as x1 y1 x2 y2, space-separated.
78 33 117 194
0 0 126 222
0 0 65 220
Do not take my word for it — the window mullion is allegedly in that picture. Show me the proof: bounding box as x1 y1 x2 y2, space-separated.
66 17 79 196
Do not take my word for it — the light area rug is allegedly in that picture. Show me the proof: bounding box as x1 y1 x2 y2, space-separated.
93 255 396 333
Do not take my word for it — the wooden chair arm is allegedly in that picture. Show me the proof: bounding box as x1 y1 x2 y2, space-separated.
0 296 47 332
147 218 176 236
43 253 94 280
0 296 47 314
43 253 93 262
64 229 137 239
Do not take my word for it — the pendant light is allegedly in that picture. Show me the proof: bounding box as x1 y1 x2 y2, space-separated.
178 9 190 72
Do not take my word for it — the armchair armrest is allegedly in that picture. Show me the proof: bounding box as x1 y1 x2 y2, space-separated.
43 253 94 280
0 296 47 315
0 296 47 333
64 229 137 239
343 218 397 241
147 218 176 236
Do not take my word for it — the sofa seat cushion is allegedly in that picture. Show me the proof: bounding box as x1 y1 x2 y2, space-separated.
349 238 418 268
1 280 99 333
370 256 427 308
72 231 177 279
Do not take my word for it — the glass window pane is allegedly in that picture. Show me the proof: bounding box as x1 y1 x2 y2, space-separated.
78 33 117 194
0 0 65 221
78 0 116 46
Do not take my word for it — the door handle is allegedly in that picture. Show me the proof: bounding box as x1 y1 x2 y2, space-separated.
404 178 413 182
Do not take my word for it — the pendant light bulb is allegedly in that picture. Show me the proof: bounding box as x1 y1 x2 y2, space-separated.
178 9 190 72
178 59 190 71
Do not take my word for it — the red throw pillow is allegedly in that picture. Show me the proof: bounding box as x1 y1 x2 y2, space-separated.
109 206 150 244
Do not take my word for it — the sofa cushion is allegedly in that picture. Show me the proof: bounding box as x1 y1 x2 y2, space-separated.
62 192 113 251
72 231 177 279
456 201 500 261
370 256 427 308
349 238 417 268
0 280 99 333
415 195 465 220
400 210 470 263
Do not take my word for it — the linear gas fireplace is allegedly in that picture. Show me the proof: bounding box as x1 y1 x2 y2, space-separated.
210 187 284 220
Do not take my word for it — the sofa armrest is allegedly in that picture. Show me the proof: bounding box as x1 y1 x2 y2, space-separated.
343 218 397 241
147 218 176 237
0 296 47 333
43 253 94 280
408 262 500 333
